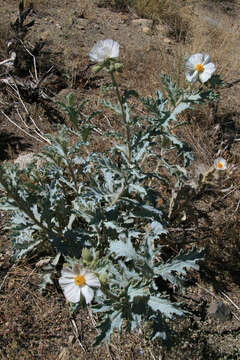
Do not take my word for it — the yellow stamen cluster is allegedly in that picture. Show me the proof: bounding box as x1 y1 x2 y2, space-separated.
195 63 204 73
74 274 86 286
217 162 223 169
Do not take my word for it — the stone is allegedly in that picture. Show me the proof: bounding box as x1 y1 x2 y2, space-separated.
163 37 172 44
208 301 232 322
76 18 88 30
156 23 169 37
142 26 152 35
132 19 153 29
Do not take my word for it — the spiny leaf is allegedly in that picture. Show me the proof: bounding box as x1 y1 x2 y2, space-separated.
94 311 123 346
148 296 184 318
109 237 140 261
154 247 204 288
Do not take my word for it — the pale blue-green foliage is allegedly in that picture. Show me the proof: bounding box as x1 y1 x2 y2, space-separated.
0 73 215 346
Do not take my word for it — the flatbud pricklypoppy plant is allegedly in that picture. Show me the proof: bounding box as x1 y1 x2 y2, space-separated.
0 40 224 346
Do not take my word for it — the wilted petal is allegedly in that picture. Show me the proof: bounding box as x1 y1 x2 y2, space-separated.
73 263 81 275
81 285 94 304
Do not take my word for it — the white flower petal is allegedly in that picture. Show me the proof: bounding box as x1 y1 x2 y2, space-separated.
203 62 216 74
89 39 119 63
79 268 88 277
81 285 94 304
61 282 75 294
59 277 74 286
186 53 204 68
59 268 75 285
109 40 120 58
186 70 198 83
85 272 101 288
202 54 210 65
199 70 213 83
61 267 74 278
63 283 81 303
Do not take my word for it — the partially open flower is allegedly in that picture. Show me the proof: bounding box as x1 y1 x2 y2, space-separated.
185 53 216 83
89 39 120 63
214 157 227 171
59 265 100 304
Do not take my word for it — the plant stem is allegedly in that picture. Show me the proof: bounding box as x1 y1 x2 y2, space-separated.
110 72 131 163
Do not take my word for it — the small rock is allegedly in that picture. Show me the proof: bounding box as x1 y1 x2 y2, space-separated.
40 31 49 41
208 301 232 322
68 335 75 345
132 18 153 28
77 18 88 26
76 18 88 30
163 37 172 44
142 26 152 35
156 23 169 36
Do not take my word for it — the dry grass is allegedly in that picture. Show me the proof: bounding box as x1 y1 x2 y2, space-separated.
134 0 179 20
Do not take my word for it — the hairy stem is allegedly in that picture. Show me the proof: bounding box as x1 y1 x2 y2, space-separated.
110 72 131 163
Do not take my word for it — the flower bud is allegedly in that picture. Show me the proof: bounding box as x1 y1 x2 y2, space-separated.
98 273 108 285
92 64 103 74
109 64 116 72
114 62 123 72
81 248 93 262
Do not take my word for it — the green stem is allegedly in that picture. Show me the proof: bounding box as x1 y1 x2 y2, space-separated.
110 72 131 163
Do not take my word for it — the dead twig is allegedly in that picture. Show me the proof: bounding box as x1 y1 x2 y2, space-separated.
87 307 115 360
222 79 240 89
221 292 240 321
70 317 86 352
1 110 47 144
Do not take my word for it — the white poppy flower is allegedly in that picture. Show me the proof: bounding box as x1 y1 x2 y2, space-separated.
89 39 120 63
185 53 216 83
214 157 227 171
59 265 101 304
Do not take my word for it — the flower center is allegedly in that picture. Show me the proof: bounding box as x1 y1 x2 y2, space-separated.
217 162 223 169
195 63 204 73
74 274 86 286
